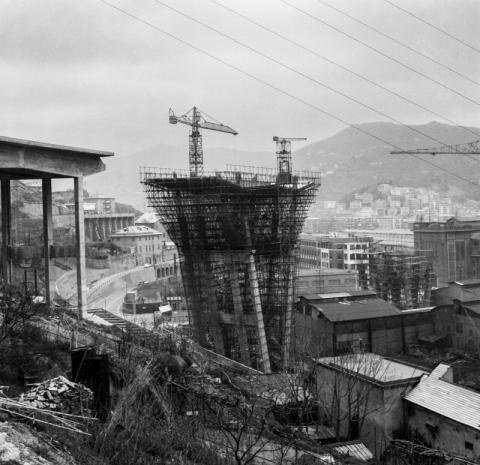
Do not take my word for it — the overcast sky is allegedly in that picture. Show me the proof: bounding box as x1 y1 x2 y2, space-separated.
1 0 479 157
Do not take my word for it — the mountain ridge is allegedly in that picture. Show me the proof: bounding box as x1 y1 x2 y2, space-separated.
86 121 480 209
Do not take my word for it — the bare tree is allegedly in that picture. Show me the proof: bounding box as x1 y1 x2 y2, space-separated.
0 282 47 343
314 352 390 442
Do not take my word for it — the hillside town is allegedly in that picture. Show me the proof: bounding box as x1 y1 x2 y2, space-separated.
2 1 480 465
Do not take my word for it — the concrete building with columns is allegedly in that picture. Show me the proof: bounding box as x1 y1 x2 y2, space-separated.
54 201 134 242
0 135 113 318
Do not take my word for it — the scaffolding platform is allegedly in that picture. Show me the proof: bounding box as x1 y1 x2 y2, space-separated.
141 165 320 372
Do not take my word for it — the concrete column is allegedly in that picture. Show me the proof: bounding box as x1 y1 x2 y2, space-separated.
102 218 107 242
245 220 271 374
1 180 11 283
228 253 250 365
282 254 295 371
74 176 87 319
42 178 53 305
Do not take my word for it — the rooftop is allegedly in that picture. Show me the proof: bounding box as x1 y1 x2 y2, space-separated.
305 295 400 322
405 363 480 431
345 228 413 234
300 233 372 243
110 225 162 237
296 268 358 277
318 353 427 385
451 278 480 287
299 290 376 302
458 300 480 316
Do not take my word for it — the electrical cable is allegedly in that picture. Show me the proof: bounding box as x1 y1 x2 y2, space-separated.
315 0 480 87
279 0 480 108
382 0 480 56
208 0 480 141
149 0 474 150
96 0 480 189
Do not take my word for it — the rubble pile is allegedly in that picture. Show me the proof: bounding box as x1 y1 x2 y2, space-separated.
18 376 93 415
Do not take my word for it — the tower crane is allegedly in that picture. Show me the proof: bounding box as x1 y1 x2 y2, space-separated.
391 140 480 155
273 136 306 183
169 106 238 177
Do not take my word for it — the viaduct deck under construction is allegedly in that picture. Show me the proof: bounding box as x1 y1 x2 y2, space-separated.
141 164 320 372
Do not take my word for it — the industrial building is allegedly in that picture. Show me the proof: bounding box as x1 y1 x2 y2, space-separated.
298 234 372 271
295 292 433 356
404 364 480 460
413 217 480 285
295 268 359 295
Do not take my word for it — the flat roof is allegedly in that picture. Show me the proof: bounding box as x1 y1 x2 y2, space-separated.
0 135 113 157
310 297 401 322
318 353 427 384
296 268 358 277
345 229 413 234
299 290 376 302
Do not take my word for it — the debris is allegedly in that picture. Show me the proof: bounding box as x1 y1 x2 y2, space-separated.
18 376 93 416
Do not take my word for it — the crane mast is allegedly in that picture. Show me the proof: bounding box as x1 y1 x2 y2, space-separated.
169 106 237 177
273 136 307 183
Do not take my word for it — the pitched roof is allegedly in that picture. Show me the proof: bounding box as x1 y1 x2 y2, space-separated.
452 278 480 287
318 353 427 384
331 441 374 462
462 301 480 316
405 364 480 430
311 297 401 322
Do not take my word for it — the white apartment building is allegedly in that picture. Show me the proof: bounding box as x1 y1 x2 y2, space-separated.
110 225 165 265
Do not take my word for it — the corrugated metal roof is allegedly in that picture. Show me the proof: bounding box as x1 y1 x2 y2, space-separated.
332 441 374 462
405 364 480 430
312 298 401 322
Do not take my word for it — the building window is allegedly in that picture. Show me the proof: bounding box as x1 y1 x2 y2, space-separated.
465 441 473 451
456 323 463 334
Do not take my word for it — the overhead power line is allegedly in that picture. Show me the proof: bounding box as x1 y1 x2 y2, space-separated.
208 0 480 141
96 0 480 189
149 0 471 150
279 0 480 108
382 0 480 56
315 0 480 87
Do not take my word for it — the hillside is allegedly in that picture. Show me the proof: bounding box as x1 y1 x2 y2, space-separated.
86 121 480 208
294 121 480 200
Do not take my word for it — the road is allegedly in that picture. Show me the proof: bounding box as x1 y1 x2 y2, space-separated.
88 282 158 330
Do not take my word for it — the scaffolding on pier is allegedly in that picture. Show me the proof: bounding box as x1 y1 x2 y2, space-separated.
140 164 320 372
368 250 434 310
